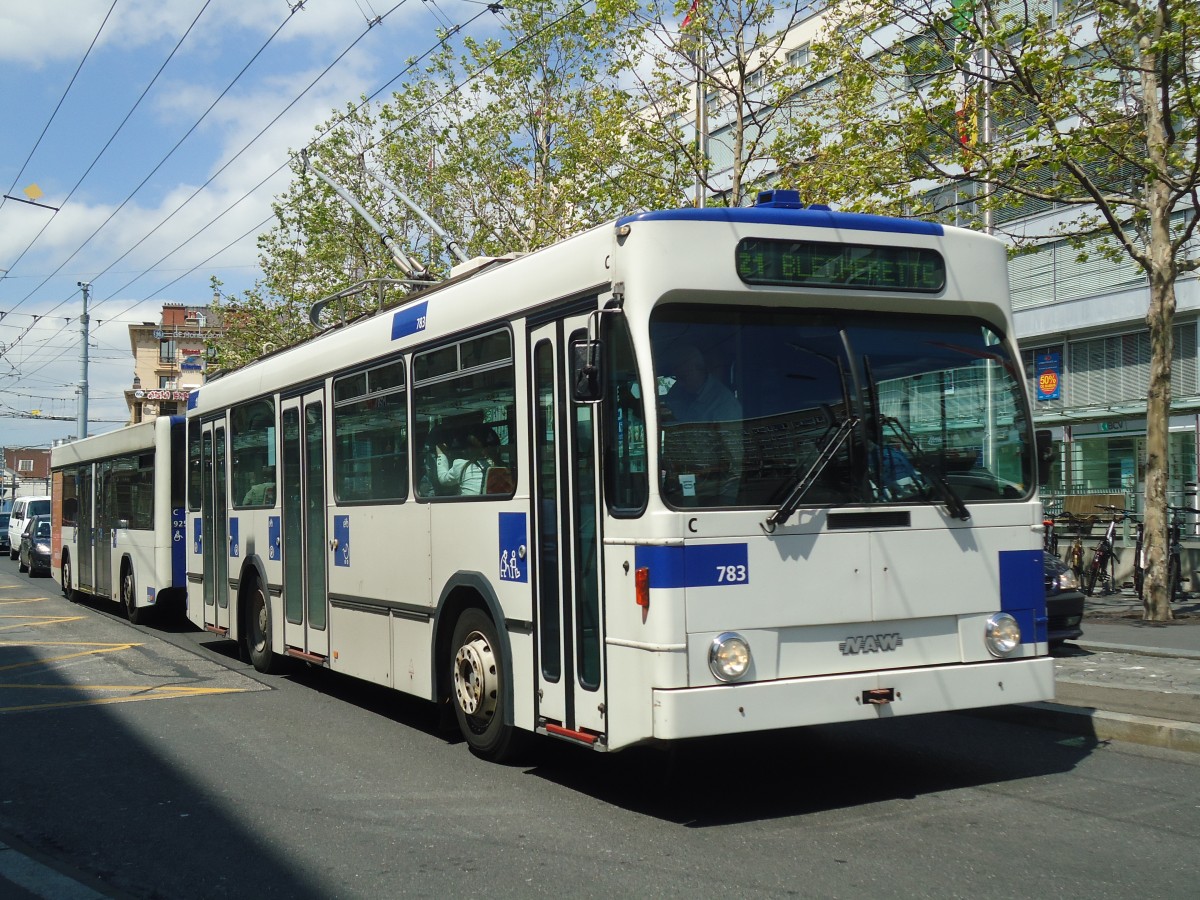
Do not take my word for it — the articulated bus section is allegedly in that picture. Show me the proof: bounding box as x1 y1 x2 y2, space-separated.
51 416 187 624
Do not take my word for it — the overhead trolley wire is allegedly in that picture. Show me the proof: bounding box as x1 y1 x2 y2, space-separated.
2 0 541 390
85 0 418 308
0 0 215 301
5 0 307 316
0 0 119 217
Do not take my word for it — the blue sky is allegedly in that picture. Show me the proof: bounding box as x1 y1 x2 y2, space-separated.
1 0 501 449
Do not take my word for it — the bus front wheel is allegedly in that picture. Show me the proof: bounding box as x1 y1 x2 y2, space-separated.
449 608 523 762
246 578 280 674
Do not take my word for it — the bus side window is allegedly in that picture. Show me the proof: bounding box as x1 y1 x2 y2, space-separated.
413 330 516 501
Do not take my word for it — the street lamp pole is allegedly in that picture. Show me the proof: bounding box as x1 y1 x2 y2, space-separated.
77 281 90 440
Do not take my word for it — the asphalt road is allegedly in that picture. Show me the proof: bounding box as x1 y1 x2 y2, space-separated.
1 559 1198 899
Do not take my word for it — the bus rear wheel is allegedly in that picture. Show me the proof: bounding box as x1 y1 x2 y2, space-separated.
123 565 146 625
62 555 76 602
246 578 280 674
449 608 523 762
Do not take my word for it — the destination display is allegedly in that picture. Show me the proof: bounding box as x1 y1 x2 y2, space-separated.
736 238 946 292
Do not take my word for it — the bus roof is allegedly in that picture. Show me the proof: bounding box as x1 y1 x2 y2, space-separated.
617 199 944 237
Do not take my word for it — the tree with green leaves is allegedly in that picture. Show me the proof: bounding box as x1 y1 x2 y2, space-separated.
622 0 816 207
211 0 685 369
793 0 1199 621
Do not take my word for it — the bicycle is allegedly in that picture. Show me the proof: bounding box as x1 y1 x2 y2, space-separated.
1165 505 1200 602
1083 504 1124 596
1042 516 1059 556
1057 512 1090 583
1128 513 1146 601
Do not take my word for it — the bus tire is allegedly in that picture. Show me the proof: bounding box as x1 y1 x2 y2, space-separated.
246 577 280 674
449 607 523 762
122 563 146 625
62 553 76 602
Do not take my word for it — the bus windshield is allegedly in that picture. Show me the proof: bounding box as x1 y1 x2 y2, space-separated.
651 305 1033 510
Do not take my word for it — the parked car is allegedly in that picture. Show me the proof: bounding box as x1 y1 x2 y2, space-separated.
0 511 9 554
7 495 50 560
18 515 52 577
1045 552 1085 647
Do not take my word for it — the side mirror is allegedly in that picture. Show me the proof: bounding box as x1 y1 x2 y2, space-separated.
1035 429 1054 485
570 340 604 402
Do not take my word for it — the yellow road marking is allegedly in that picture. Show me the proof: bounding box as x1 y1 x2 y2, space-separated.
0 685 246 714
0 603 249 711
0 642 141 672
0 615 86 631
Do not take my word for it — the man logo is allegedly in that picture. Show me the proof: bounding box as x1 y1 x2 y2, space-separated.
839 633 903 655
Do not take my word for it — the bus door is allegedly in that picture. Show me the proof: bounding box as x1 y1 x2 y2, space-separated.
280 392 330 660
529 316 606 740
200 422 231 633
78 466 94 590
95 460 113 599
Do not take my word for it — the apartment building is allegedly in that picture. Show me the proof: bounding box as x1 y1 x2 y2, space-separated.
688 3 1199 511
126 302 223 424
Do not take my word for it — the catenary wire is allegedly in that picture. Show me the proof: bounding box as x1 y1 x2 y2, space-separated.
0 1 119 214
3 1 571 396
5 0 308 314
0 0 215 301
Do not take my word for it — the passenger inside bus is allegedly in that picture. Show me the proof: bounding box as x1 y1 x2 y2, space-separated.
661 344 743 504
435 426 502 496
242 469 276 506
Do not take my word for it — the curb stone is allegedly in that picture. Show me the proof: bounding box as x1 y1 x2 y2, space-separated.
972 701 1200 755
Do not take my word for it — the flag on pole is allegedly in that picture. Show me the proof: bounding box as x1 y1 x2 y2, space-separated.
682 0 699 27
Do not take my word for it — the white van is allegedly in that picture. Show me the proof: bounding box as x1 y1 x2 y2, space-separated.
7 496 51 560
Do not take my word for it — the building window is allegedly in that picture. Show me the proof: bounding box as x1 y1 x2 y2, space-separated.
17 459 33 472
160 339 176 363
787 44 810 68
160 376 176 389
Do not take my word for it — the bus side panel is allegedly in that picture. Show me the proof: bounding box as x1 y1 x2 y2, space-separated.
428 503 535 732
186 510 204 630
51 470 65 585
116 530 158 608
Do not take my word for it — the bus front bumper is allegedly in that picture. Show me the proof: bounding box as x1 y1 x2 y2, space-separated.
651 656 1054 741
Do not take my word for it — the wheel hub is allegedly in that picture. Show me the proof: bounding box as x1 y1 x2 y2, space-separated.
453 631 497 720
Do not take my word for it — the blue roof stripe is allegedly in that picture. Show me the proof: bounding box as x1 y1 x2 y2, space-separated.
616 205 944 236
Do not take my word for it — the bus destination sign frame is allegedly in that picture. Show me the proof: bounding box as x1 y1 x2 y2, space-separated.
736 238 946 293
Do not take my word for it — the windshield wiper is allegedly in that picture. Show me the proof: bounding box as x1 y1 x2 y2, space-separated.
762 415 860 533
880 416 971 521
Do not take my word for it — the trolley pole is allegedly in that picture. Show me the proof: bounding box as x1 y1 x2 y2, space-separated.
77 281 91 440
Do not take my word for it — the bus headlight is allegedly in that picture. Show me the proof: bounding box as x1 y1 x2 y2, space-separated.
709 632 751 682
985 613 1021 657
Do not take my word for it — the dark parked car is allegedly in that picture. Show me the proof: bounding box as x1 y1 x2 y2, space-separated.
1045 552 1084 647
0 511 9 554
18 515 52 577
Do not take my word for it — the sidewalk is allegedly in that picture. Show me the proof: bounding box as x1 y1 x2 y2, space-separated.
982 589 1200 753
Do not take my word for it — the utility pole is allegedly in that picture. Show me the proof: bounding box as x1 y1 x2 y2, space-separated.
77 281 90 440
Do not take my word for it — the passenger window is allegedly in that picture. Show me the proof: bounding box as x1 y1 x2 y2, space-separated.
334 358 408 503
230 399 277 508
413 330 516 499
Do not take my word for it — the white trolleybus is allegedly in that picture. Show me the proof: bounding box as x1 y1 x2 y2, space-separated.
185 189 1054 760
51 415 188 624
